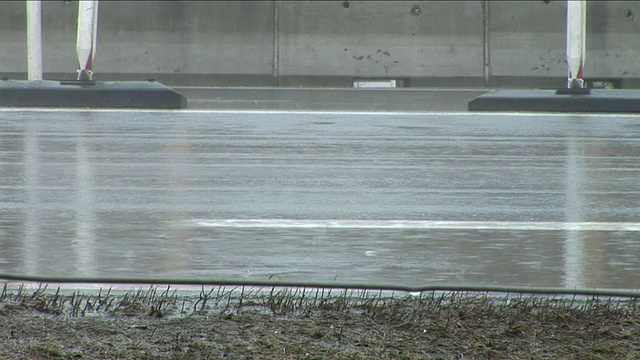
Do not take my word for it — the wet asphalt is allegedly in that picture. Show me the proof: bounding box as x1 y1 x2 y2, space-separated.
1 89 640 289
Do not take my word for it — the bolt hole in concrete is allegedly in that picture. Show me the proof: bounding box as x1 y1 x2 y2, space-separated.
624 8 635 19
411 4 422 16
342 1 349 9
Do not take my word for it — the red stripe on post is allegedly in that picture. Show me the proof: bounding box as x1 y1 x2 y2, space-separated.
85 50 93 72
576 63 583 79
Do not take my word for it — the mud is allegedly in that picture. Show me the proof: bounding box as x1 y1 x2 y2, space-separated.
0 285 639 359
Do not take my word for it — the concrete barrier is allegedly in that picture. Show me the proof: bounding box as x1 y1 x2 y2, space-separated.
277 1 483 86
490 0 640 88
0 1 638 87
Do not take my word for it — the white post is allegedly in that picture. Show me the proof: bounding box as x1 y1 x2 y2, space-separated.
566 0 587 88
76 0 99 81
26 0 43 80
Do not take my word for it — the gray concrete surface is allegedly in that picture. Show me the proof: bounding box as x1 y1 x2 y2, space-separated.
1 1 639 87
1 107 640 289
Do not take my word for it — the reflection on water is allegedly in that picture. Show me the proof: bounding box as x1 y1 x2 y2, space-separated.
563 127 586 288
1 111 640 289
74 127 97 276
23 122 39 276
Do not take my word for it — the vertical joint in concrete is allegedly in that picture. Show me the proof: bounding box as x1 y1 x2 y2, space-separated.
482 0 492 88
272 0 281 87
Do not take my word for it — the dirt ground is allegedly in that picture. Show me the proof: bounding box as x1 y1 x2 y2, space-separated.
1 285 639 359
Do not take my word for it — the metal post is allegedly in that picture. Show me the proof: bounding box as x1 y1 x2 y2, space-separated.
26 0 43 80
566 0 587 88
76 0 99 81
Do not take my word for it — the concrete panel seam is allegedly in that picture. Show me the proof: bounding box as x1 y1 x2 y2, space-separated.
483 0 492 87
273 0 280 86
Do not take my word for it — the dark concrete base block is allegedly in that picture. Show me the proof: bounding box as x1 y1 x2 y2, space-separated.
468 89 640 113
0 79 187 109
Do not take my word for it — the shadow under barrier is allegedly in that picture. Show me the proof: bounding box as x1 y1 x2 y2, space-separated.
468 89 640 113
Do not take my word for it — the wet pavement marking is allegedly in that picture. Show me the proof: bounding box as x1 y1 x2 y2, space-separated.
189 219 640 231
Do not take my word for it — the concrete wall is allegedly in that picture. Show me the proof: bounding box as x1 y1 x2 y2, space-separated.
490 0 640 86
1 0 639 87
278 1 483 79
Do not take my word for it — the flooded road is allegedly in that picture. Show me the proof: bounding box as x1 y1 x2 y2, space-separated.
1 109 640 289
